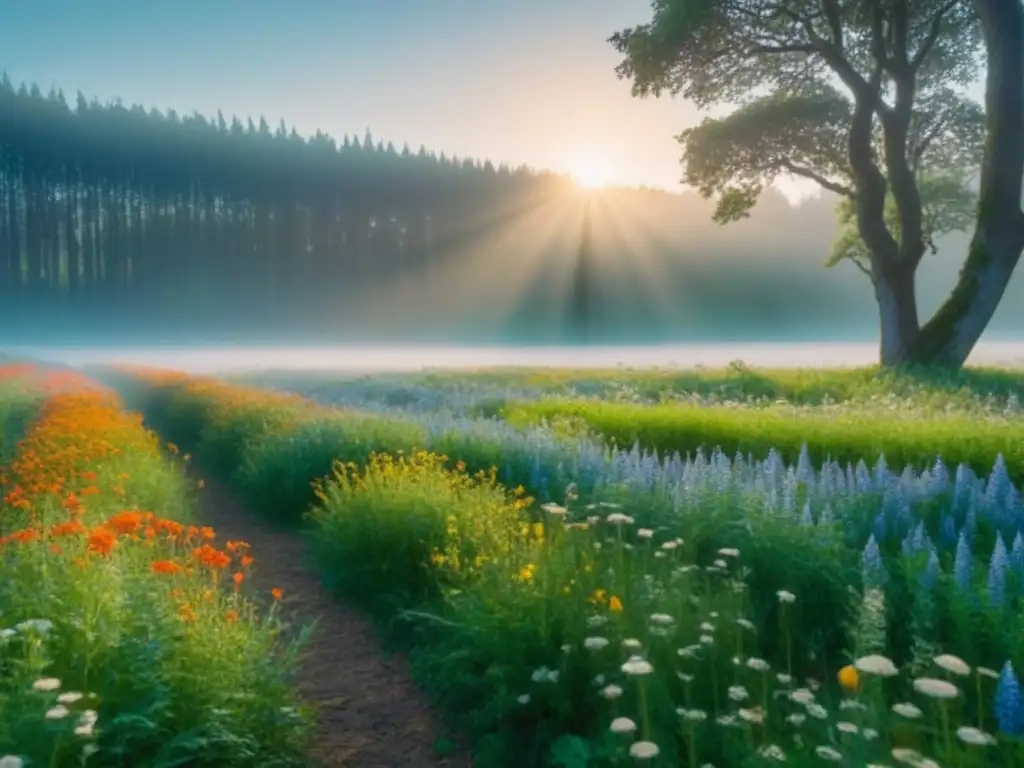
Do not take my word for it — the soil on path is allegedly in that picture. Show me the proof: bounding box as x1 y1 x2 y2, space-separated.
194 473 470 768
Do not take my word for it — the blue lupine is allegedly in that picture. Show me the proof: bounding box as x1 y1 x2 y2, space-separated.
954 463 972 512
862 534 885 587
929 456 949 496
1011 532 1024 577
954 531 973 593
854 459 871 493
965 504 978 538
987 453 1010 509
905 521 929 555
874 454 889 487
800 502 813 526
920 547 940 591
940 515 958 550
873 511 887 544
796 443 812 485
994 661 1024 736
988 534 1008 608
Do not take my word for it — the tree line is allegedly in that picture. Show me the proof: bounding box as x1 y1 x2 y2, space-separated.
0 75 577 336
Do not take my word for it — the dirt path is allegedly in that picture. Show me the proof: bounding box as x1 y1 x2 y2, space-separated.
194 473 470 768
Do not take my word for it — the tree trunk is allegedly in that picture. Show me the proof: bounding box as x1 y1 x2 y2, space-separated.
874 261 921 366
911 0 1024 368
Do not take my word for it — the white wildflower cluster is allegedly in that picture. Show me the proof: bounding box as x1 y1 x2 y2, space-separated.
518 498 1014 765
0 619 100 764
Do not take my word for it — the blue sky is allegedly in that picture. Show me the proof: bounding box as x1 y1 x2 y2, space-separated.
3 1 987 194
2 0 705 190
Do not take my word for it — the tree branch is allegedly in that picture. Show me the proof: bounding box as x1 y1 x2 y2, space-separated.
848 64 899 266
911 0 959 71
820 0 844 47
746 43 817 55
911 118 949 170
851 257 876 282
867 0 894 72
891 0 911 69
778 159 856 197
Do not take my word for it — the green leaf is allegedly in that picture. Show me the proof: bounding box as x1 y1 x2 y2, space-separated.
548 733 592 768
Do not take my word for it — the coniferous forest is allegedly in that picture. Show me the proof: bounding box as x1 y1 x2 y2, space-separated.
3 74 1018 344
1 76 584 340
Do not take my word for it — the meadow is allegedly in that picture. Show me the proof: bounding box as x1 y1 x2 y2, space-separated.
0 364 310 767
82 362 1024 767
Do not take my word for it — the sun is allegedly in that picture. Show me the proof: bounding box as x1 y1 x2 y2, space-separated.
568 151 613 190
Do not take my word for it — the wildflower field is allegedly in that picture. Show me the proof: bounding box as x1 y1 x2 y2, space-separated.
99 363 1024 767
0 364 309 767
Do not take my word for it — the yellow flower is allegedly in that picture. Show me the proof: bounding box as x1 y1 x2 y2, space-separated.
519 563 536 584
838 665 859 692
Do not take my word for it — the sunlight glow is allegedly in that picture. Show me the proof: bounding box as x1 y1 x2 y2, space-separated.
568 151 614 189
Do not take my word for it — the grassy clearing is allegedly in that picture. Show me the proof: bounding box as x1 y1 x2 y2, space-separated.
0 370 310 767
108 365 1024 767
242 363 1024 415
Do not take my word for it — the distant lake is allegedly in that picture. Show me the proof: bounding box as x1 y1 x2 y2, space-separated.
11 341 1024 374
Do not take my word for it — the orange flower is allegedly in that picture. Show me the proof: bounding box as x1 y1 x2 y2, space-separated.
271 588 283 601
224 610 239 623
178 603 196 623
50 519 87 538
194 544 231 569
106 510 144 535
0 528 39 547
154 518 185 537
240 555 255 568
87 527 117 556
608 596 624 612
151 560 182 576
838 665 860 692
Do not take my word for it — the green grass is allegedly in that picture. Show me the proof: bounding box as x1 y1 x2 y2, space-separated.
503 396 1024 484
0 382 311 767
109 367 1024 767
330 362 1024 410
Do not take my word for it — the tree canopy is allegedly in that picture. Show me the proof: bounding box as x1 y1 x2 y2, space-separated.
611 0 1024 368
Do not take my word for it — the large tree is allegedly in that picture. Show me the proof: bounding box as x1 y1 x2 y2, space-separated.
611 0 1024 368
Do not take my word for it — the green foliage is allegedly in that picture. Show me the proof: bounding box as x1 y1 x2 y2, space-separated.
828 173 981 273
0 386 310 767
120 367 1024 765
308 451 524 616
234 413 426 524
611 0 989 330
680 90 853 223
0 382 41 462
